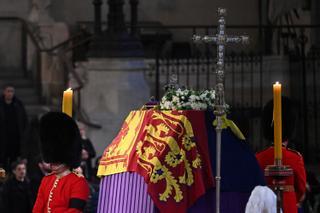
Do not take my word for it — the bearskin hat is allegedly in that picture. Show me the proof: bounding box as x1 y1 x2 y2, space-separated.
262 96 296 142
39 112 82 169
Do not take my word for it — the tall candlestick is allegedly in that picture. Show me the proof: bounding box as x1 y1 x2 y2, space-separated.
62 88 73 117
273 82 282 163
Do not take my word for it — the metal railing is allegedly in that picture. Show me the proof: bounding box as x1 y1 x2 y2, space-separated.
130 23 320 162
0 17 100 128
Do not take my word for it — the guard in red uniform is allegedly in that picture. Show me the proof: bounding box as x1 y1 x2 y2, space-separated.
256 97 306 213
33 112 89 213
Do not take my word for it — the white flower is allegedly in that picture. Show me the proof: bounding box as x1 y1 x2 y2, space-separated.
183 90 189 96
201 103 208 109
172 96 179 103
190 102 200 110
210 91 216 99
160 88 218 111
162 96 167 101
161 101 172 109
189 95 197 102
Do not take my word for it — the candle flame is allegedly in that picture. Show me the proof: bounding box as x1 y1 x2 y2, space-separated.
275 81 279 85
66 88 72 91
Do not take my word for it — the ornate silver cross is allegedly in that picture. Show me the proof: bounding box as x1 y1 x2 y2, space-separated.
193 8 248 112
193 8 249 213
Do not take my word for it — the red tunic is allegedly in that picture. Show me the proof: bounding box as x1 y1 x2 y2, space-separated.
256 147 307 213
33 172 89 213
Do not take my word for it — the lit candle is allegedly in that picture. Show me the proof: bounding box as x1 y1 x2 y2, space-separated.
273 82 282 162
62 88 73 117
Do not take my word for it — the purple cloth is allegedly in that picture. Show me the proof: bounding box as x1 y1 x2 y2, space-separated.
98 172 251 213
188 188 250 213
97 172 155 213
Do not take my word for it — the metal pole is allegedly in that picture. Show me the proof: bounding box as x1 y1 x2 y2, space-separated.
215 118 223 213
192 9 249 212
214 10 227 212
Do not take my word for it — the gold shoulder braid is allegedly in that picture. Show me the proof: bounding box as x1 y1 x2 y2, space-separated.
287 148 302 157
72 168 85 178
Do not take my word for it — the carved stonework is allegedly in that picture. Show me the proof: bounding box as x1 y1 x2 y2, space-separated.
28 0 54 24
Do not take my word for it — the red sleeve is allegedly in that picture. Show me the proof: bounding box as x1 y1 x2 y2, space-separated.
66 177 90 213
71 177 89 200
293 155 307 202
32 178 46 213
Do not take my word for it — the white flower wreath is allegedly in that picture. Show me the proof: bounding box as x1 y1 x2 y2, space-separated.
160 88 217 110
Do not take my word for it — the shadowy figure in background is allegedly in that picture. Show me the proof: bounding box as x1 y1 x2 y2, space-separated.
92 156 101 185
0 85 28 171
21 116 41 174
303 171 320 212
84 156 101 213
29 155 51 204
78 122 96 181
0 168 7 212
1 160 32 213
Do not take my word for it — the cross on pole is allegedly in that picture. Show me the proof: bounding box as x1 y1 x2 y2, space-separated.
193 8 249 213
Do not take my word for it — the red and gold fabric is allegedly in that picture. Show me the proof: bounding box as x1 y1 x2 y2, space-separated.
98 110 214 213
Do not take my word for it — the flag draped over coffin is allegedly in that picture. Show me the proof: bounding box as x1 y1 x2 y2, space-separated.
98 110 214 213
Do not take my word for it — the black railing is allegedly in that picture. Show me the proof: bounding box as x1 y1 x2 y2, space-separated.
0 17 100 128
145 51 320 163
145 52 265 149
288 48 320 163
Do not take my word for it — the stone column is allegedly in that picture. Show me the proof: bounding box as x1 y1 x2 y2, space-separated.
130 0 139 36
78 58 150 156
93 0 102 35
88 0 143 57
82 0 147 156
311 0 320 47
107 0 126 33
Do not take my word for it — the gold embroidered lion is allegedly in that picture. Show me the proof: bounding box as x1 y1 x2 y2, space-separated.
136 111 202 202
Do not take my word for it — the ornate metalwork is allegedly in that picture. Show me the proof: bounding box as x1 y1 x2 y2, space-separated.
192 8 249 213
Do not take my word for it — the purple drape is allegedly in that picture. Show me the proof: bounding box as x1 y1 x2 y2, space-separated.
188 188 250 213
97 172 155 213
97 172 251 213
